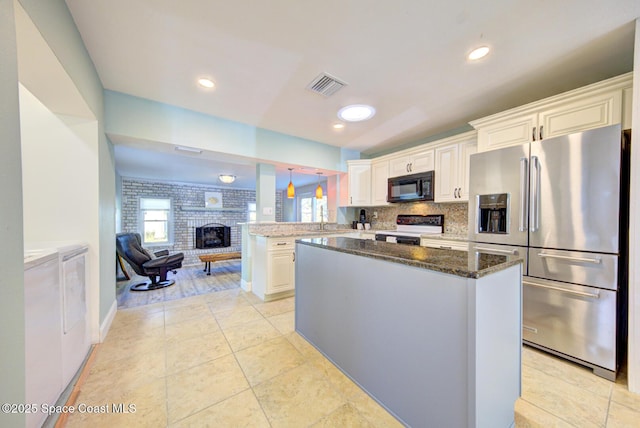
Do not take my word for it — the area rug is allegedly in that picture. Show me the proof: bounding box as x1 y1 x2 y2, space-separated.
116 260 241 309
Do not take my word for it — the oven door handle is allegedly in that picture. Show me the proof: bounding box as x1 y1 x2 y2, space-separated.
396 237 420 245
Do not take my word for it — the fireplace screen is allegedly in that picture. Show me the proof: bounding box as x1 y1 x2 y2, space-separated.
195 223 231 249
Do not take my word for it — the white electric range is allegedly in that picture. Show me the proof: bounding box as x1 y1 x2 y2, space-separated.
374 214 444 245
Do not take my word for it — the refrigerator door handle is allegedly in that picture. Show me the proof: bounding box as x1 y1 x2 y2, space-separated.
523 279 601 299
537 252 603 264
531 155 540 232
519 157 529 232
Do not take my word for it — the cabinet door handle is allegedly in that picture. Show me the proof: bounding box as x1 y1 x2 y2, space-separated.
350 196 352 204
406 163 410 173
439 246 452 250
532 126 537 141
276 242 288 246
523 325 538 334
539 125 544 140
292 252 295 262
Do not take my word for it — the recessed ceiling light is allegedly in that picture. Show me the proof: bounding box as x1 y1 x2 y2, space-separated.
338 104 376 122
333 123 345 129
468 46 490 61
197 77 215 88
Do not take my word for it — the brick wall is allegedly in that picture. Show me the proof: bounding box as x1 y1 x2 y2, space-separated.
120 178 283 265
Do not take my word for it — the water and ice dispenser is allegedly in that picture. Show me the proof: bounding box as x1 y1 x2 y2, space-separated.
477 193 508 234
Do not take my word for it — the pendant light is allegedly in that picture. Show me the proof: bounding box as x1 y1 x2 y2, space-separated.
315 172 323 199
287 168 295 198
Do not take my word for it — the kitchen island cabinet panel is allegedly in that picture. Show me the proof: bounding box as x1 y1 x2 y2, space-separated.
295 239 521 427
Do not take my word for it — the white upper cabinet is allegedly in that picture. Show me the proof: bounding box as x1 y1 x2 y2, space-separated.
371 159 390 206
434 132 477 202
346 160 372 206
471 73 632 152
389 149 434 178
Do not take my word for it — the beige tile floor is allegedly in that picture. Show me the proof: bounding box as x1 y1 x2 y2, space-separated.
65 290 402 427
65 285 640 427
516 346 640 427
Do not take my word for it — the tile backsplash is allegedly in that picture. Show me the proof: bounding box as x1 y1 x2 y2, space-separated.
354 202 469 235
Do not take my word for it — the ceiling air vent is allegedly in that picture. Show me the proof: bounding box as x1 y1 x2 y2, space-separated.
306 72 347 97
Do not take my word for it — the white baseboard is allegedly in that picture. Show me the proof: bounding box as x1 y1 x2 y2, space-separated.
241 279 252 292
99 299 117 342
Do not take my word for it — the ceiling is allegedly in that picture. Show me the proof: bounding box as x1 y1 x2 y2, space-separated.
64 0 639 189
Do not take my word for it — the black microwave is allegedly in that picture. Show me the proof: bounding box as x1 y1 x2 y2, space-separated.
387 171 434 203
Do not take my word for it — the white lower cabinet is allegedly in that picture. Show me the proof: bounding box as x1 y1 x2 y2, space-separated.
269 249 295 293
252 237 296 301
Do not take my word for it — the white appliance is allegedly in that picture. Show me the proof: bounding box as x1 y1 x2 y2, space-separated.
59 244 90 386
375 214 444 245
24 250 62 428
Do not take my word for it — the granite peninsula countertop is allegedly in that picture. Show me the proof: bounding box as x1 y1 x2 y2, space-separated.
296 237 521 279
250 229 363 238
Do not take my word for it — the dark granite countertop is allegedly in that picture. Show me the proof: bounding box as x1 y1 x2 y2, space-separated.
251 229 359 238
296 237 521 279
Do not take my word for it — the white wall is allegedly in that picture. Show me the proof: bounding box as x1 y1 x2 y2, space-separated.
15 0 115 341
0 1 26 426
20 86 97 244
19 85 103 343
105 90 350 172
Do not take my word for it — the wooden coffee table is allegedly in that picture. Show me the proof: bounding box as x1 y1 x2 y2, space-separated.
198 252 241 275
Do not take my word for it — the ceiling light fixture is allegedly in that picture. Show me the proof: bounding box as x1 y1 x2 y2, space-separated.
315 172 323 199
338 104 376 122
468 46 490 61
218 174 236 184
287 168 295 199
175 146 202 154
333 123 345 130
197 77 215 88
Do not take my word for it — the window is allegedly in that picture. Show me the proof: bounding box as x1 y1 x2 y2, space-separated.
140 198 172 245
248 202 257 222
299 194 328 222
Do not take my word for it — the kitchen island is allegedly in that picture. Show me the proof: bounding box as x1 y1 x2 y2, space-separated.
295 237 522 428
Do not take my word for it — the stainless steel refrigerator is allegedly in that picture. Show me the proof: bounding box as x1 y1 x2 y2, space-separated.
467 124 629 381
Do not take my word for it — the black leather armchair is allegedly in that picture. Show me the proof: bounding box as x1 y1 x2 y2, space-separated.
115 233 184 291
